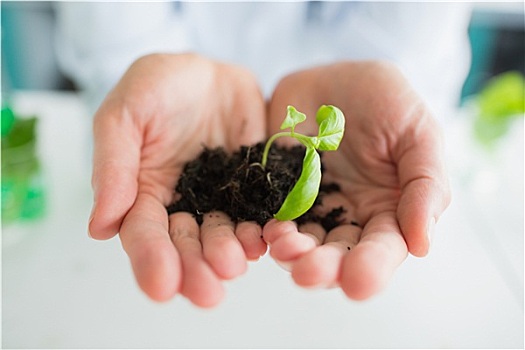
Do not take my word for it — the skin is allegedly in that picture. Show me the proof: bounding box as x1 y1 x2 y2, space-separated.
89 54 451 306
265 61 451 299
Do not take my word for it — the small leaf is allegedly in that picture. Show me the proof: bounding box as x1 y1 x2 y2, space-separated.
316 105 345 151
280 105 306 131
274 147 321 221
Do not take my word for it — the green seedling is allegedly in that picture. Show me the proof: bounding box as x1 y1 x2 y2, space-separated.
261 105 345 221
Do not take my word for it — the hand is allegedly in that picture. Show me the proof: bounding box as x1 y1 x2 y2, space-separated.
264 61 451 299
88 53 267 306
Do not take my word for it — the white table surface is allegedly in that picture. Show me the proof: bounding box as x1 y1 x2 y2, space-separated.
2 91 523 349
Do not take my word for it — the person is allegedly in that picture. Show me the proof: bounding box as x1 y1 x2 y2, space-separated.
55 2 472 307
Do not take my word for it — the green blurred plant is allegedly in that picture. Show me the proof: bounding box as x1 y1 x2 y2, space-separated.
1 106 46 224
474 71 525 146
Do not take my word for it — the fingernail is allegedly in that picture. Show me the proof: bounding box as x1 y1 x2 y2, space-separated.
427 217 436 248
87 206 95 239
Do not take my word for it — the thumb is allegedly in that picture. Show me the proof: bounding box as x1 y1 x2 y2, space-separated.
395 118 451 257
397 176 451 257
88 103 141 240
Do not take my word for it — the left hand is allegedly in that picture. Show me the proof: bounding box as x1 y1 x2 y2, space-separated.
88 54 267 306
263 61 451 299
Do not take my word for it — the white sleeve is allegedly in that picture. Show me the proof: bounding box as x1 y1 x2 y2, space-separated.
345 2 473 120
54 2 189 111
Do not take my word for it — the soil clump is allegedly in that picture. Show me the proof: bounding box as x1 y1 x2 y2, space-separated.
166 142 344 231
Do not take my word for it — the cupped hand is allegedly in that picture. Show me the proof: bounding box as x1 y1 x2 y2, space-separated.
88 53 267 306
264 61 451 300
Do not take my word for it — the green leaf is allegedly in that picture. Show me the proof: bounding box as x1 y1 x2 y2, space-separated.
316 105 345 151
274 147 321 221
280 105 306 131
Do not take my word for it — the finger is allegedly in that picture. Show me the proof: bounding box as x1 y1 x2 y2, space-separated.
398 177 450 257
291 243 345 289
89 102 141 240
201 212 247 280
235 221 267 261
119 193 181 302
395 117 451 257
169 212 225 308
340 212 408 300
263 219 318 269
297 222 326 246
292 224 361 288
324 223 362 248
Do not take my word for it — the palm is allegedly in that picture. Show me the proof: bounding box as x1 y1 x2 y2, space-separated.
320 150 399 228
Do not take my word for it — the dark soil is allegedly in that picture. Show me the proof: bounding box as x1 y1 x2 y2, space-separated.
166 142 345 231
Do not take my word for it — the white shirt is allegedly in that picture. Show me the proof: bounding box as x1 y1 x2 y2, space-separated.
55 2 473 120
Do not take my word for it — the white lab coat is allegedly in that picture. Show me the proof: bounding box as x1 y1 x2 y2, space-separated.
54 2 472 121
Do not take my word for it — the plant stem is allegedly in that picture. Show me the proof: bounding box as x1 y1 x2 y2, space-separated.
261 131 316 168
261 131 291 168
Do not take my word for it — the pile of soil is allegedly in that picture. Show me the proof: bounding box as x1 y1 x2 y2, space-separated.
166 142 344 231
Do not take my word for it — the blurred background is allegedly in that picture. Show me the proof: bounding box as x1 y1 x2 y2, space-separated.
2 2 524 349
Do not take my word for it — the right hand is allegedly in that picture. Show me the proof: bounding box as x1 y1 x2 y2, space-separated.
263 61 451 299
88 53 267 306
